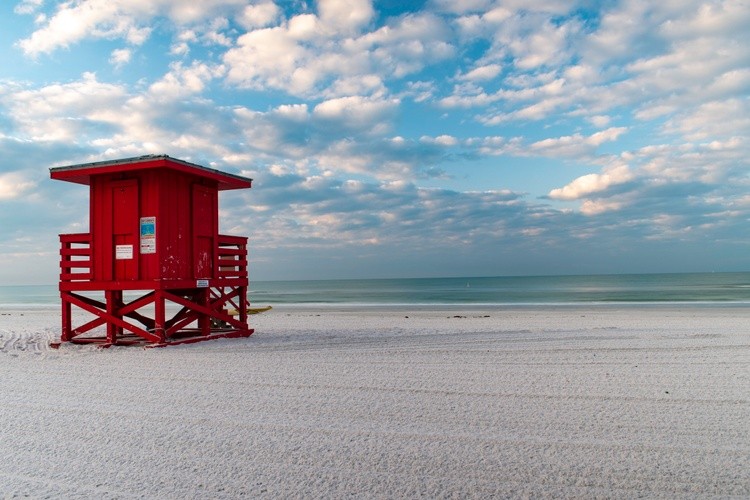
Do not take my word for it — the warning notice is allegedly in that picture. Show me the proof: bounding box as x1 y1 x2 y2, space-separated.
115 244 133 260
140 216 156 254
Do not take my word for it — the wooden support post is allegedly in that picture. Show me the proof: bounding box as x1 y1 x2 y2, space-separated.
61 292 72 341
154 290 166 343
105 290 120 344
199 288 210 336
239 284 248 328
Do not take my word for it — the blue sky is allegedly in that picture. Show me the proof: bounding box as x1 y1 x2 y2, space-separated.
0 0 748 284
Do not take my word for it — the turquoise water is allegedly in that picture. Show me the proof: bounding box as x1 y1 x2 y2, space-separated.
0 273 750 307
248 273 750 305
5 273 747 307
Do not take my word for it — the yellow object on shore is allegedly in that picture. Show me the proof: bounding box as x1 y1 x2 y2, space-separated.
249 305 272 314
228 305 272 316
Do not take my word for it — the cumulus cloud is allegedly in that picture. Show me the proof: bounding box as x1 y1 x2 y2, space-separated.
2 72 128 142
318 0 374 32
1 69 245 163
420 135 459 147
435 0 749 141
237 1 280 29
661 0 750 38
549 165 634 201
224 10 454 98
664 98 750 141
109 48 132 68
16 0 247 56
579 199 625 216
224 25 316 94
530 127 627 158
18 2 152 55
148 61 224 99
14 0 43 15
313 95 399 132
458 64 502 82
234 169 534 255
0 172 36 200
4 1 750 281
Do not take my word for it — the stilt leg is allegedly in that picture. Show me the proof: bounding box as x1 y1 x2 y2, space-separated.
239 285 248 331
199 288 210 336
61 292 72 341
106 290 118 344
154 290 166 343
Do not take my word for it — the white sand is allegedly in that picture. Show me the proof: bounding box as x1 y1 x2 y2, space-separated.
1 305 749 498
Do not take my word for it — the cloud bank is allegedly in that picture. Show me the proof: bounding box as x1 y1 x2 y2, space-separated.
1 0 748 282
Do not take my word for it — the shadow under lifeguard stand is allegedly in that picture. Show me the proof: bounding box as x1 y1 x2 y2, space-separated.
50 155 254 347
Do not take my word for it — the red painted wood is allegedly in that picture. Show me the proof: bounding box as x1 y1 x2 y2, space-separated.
192 184 216 279
111 180 139 281
50 155 253 347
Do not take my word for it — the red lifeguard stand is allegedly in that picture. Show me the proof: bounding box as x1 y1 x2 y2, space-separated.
50 155 254 347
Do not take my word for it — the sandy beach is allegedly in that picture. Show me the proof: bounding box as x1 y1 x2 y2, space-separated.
1 305 748 498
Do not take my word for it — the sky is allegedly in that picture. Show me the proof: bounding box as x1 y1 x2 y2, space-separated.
0 0 748 285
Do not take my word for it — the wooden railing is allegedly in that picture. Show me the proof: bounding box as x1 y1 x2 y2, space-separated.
217 235 248 280
59 233 247 282
59 233 93 282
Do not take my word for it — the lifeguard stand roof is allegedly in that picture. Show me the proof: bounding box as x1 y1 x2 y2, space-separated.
50 154 252 190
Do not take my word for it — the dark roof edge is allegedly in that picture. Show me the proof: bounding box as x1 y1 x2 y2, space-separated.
50 154 253 186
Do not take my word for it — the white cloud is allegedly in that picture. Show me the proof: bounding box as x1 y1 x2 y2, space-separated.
318 0 374 33
549 165 634 201
436 0 748 138
441 75 569 117
580 199 627 216
287 14 321 41
665 98 750 142
2 72 128 142
562 64 599 84
109 48 132 68
274 103 309 122
420 135 458 146
18 1 151 55
458 64 501 82
148 61 223 99
360 13 454 77
511 19 578 70
14 0 43 15
170 30 197 55
314 94 390 115
16 0 247 56
587 115 611 127
323 74 386 99
588 127 628 146
313 95 398 126
661 0 750 38
225 10 453 98
224 26 315 94
237 1 280 29
162 0 247 24
582 2 749 129
530 127 627 157
0 173 36 200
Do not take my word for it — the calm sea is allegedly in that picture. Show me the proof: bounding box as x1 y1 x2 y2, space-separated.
3 272 749 307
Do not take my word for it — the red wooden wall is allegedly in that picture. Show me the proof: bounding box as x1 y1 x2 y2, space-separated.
89 169 219 282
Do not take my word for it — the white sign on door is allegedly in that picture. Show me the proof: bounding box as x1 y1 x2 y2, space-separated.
115 244 134 260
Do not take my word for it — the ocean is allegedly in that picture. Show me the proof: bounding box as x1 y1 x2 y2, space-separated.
1 272 749 307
